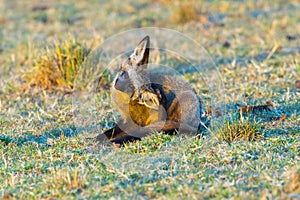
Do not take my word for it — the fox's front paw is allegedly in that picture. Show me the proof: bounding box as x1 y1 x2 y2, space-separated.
137 90 160 110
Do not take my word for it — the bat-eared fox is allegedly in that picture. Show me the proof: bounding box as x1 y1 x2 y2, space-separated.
96 36 207 145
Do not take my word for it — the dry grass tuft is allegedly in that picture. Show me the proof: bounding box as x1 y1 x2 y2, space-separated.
283 168 300 194
23 38 91 93
168 1 207 24
215 119 263 142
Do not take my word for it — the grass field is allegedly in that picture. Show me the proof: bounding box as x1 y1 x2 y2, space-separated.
0 0 299 199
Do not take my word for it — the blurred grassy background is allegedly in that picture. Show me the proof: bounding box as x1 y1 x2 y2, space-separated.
0 0 299 92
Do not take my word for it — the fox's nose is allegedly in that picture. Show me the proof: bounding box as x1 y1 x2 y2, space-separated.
115 77 127 92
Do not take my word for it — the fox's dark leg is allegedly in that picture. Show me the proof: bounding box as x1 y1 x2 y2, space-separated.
96 123 124 142
96 124 140 145
96 121 174 145
96 121 140 144
110 135 141 145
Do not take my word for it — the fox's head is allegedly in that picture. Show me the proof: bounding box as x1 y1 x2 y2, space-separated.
113 36 160 109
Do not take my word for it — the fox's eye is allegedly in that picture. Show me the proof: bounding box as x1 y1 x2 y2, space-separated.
120 71 129 79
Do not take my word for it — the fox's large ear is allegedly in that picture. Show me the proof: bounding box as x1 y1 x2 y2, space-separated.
131 36 150 67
